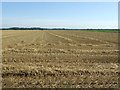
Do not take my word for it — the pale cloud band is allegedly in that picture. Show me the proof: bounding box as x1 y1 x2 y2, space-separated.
1 0 120 2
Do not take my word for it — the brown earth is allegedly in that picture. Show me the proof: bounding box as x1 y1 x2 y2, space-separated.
1 30 119 88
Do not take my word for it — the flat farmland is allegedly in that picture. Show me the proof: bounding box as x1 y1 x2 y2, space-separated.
2 30 119 88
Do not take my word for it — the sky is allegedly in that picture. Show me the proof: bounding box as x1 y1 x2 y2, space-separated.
2 2 118 29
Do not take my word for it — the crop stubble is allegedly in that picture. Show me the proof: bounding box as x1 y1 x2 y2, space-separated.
1 30 119 88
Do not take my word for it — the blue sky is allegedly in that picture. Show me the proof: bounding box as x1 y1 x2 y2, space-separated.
2 2 118 29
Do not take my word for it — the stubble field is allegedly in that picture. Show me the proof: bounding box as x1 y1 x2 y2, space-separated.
2 30 119 88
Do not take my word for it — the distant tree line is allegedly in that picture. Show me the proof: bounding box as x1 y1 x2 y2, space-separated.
1 27 66 30
1 27 119 31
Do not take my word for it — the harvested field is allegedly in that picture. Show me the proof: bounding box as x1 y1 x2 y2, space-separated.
2 30 119 88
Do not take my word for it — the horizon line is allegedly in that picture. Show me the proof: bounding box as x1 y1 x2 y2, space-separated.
1 26 118 29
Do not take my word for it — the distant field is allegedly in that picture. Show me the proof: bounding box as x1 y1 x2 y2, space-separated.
2 30 119 88
66 29 120 32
